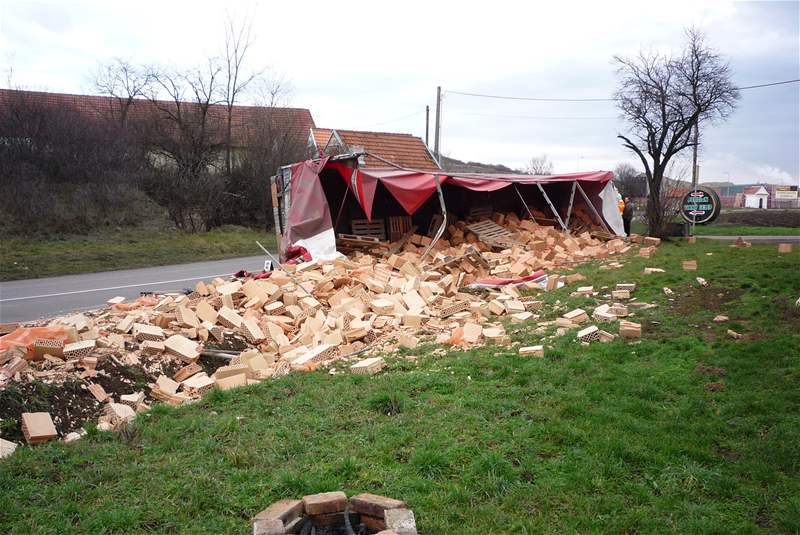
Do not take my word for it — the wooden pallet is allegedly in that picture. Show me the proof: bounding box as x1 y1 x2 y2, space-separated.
351 218 386 240
467 205 493 221
388 216 412 242
466 220 517 248
337 233 384 252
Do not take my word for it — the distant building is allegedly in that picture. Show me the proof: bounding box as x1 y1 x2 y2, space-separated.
742 185 769 209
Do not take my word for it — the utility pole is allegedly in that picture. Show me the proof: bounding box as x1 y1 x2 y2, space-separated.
434 86 442 163
425 105 430 147
690 120 700 236
691 121 700 188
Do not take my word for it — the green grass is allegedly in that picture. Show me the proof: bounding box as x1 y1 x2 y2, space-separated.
1 240 799 533
0 226 276 281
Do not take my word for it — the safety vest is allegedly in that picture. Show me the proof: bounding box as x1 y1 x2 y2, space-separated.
618 199 625 214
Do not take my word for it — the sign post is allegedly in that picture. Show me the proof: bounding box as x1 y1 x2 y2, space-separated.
680 187 721 226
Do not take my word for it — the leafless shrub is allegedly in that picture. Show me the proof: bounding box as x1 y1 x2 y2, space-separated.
525 155 554 175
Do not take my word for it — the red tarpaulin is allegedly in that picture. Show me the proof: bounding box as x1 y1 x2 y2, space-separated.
281 158 621 260
282 157 333 256
324 164 613 219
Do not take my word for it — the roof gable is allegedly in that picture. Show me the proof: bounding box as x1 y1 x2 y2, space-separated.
743 185 768 195
311 127 440 171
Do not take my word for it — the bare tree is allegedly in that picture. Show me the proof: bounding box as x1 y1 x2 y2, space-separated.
221 76 308 229
613 162 646 198
525 155 554 175
94 59 151 125
614 28 739 236
221 12 263 174
144 61 227 231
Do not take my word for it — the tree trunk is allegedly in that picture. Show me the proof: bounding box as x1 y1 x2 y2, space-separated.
647 167 664 237
225 108 233 175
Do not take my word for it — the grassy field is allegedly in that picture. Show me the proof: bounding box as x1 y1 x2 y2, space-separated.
0 226 276 281
1 240 799 534
630 221 798 237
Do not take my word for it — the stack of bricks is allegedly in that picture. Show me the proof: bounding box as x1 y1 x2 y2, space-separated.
252 492 417 535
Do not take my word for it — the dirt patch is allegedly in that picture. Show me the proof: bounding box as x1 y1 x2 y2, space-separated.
670 285 744 317
715 445 741 462
776 296 800 330
0 381 102 442
0 356 201 442
694 364 726 377
704 381 725 392
205 332 249 353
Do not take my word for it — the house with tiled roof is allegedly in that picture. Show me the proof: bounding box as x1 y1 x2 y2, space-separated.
309 127 440 171
0 88 315 152
742 185 769 209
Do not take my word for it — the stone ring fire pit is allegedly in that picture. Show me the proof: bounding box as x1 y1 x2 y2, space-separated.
252 492 417 535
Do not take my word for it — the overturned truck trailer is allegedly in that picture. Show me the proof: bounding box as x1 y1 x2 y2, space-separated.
271 152 624 261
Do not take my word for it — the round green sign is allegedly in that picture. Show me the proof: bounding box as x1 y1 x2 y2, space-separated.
681 187 721 225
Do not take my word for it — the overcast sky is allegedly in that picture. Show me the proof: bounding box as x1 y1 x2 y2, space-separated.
1 0 798 184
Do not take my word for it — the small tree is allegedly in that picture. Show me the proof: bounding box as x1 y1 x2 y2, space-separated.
614 28 739 236
221 12 263 174
144 62 227 231
525 155 553 175
220 76 308 230
613 162 646 198
93 59 151 126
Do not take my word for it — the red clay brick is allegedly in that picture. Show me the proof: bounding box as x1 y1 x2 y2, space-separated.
302 491 347 515
349 493 406 518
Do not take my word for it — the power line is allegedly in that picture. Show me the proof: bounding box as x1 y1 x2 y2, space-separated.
446 90 615 102
736 78 800 90
446 78 800 102
449 110 617 120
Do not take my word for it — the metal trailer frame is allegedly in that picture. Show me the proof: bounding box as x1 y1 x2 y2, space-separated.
536 183 568 232
420 174 448 260
513 184 539 224
575 181 613 235
564 181 578 228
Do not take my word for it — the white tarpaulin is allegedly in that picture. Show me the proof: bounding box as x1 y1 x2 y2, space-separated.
599 182 625 236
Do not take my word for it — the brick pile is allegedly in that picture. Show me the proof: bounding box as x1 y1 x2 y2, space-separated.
0 214 661 447
252 491 416 535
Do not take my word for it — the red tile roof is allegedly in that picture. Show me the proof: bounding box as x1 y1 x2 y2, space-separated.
743 186 767 195
0 88 315 147
311 128 440 171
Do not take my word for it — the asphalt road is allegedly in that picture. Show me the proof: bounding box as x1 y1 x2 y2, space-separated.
0 256 267 324
697 235 800 243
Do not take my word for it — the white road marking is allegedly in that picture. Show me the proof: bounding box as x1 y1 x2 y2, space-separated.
0 273 232 302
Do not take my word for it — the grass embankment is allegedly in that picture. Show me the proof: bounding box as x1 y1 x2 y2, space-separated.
1 240 799 533
0 226 276 281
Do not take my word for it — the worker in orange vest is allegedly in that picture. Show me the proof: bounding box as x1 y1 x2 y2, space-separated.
622 197 633 236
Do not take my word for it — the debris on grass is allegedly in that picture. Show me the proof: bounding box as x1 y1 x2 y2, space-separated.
0 216 668 450
727 329 743 340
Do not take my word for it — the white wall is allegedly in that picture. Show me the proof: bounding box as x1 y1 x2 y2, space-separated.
744 194 769 209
